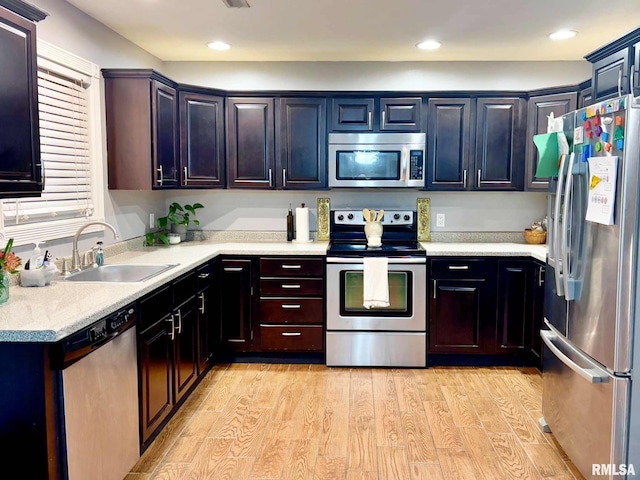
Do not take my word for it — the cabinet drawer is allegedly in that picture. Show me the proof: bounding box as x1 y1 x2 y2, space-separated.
260 257 323 277
260 278 323 296
260 325 323 351
259 298 323 324
430 258 494 278
174 271 197 307
139 284 173 331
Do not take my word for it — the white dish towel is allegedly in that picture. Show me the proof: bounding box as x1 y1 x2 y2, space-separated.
363 257 390 309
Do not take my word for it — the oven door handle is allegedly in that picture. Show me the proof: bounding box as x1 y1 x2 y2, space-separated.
326 257 426 264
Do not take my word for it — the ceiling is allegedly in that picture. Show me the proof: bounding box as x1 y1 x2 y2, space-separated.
64 0 640 62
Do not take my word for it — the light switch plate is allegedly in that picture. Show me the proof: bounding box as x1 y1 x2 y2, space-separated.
149 213 155 228
436 213 445 227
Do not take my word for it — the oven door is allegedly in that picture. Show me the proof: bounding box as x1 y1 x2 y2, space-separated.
326 257 426 331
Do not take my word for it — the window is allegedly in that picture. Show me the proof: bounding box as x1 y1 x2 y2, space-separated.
0 41 104 246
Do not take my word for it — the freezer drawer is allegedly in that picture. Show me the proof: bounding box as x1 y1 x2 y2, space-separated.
542 330 628 480
326 331 426 367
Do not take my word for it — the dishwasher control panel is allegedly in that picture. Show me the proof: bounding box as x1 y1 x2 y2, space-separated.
89 320 107 342
109 307 136 332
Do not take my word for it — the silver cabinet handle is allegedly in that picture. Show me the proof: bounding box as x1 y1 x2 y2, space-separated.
198 272 210 279
175 310 182 334
618 69 623 97
538 265 545 287
282 169 287 188
448 265 469 270
282 332 302 337
166 314 175 341
281 264 301 269
268 168 273 187
631 68 636 96
367 111 372 130
224 267 243 272
477 169 481 188
281 304 301 309
541 328 610 384
382 110 386 128
463 169 467 189
198 293 205 314
157 165 164 186
433 279 437 299
183 166 188 186
281 284 301 289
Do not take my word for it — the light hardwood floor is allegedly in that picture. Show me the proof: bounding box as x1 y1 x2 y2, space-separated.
125 364 586 480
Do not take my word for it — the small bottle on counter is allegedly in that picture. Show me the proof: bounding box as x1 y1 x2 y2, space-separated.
95 241 104 266
287 204 294 241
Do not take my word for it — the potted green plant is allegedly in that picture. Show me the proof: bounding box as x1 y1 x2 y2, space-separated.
158 202 204 241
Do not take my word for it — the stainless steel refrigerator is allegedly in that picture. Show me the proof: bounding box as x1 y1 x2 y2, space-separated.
542 94 640 480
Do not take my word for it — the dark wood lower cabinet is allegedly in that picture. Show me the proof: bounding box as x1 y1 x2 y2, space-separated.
496 260 530 354
530 261 546 367
173 298 198 404
219 259 255 352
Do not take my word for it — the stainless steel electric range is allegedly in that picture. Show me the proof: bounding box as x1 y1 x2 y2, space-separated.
325 209 427 367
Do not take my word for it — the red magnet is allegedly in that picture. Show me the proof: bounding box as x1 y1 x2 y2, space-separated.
605 142 612 152
594 115 601 126
616 116 623 126
584 120 592 130
587 130 594 139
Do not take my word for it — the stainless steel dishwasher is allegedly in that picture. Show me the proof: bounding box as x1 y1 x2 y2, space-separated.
55 303 140 480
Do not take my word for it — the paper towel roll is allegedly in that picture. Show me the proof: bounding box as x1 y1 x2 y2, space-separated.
295 205 309 242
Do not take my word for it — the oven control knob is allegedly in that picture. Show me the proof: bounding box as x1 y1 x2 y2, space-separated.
394 213 400 220
404 214 410 221
347 214 354 220
337 214 344 221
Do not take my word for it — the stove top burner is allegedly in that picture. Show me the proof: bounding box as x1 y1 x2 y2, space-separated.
327 241 425 257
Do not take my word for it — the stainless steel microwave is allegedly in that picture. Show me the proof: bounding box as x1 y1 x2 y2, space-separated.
328 132 425 188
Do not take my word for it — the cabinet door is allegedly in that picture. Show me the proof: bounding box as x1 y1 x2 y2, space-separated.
380 97 422 132
196 284 213 374
173 299 198 403
138 317 173 444
633 42 640 97
219 259 254 352
426 98 472 191
227 98 275 188
496 260 531 354
578 86 593 109
0 8 41 197
475 98 525 190
331 98 374 131
278 97 327 189
152 81 178 188
530 262 545 367
429 278 493 354
591 48 632 101
525 93 577 190
179 92 224 188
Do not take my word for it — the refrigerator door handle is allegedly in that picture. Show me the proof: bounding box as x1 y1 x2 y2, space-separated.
541 329 610 384
561 152 576 301
553 153 568 297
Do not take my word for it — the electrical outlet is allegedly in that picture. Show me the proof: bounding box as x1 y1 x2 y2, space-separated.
149 213 155 229
436 213 445 227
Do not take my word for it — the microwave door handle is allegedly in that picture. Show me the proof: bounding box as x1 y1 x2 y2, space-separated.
401 146 408 182
553 153 568 297
561 153 575 301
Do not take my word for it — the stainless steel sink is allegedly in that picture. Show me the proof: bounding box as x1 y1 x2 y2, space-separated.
64 264 179 283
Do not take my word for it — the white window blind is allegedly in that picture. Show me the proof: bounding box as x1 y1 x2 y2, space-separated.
3 66 93 225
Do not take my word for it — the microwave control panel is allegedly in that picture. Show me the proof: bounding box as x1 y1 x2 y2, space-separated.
409 150 424 180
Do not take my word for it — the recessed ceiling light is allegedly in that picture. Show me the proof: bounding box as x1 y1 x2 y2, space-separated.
208 41 231 51
416 40 442 50
549 30 577 40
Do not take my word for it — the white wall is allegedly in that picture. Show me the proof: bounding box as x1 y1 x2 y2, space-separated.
163 61 592 91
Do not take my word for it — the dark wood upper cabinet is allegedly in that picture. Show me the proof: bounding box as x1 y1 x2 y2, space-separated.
331 98 374 131
103 70 178 190
496 260 530 354
226 97 275 189
475 98 525 190
179 91 225 188
426 98 472 191
578 85 593 109
591 47 632 102
278 97 327 190
380 97 422 131
0 6 42 198
525 92 577 191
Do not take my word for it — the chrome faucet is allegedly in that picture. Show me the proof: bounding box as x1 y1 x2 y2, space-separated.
71 221 119 271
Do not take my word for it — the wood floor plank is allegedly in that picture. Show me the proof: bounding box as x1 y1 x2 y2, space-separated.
377 446 411 480
488 432 543 480
372 369 398 402
281 438 318 480
437 448 477 480
456 371 493 398
315 457 347 480
228 407 272 457
348 370 377 471
319 369 350 456
466 394 512 434
503 374 543 412
233 363 271 397
273 376 307 422
409 463 445 480
206 394 251 438
394 373 423 412
494 397 548 444
483 374 517 399
200 367 245 411
208 457 254 480
250 421 294 478
423 401 463 449
346 472 378 480
433 367 464 386
401 411 438 463
182 437 233 480
413 370 446 402
124 474 150 480
459 427 507 480
522 443 575 479
374 399 404 447
441 386 482 427
294 392 326 439
148 463 188 480
252 364 290 408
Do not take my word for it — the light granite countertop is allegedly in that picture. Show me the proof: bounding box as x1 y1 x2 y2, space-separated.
0 239 545 343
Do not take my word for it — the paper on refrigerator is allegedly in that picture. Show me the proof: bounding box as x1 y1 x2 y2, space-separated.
585 156 618 225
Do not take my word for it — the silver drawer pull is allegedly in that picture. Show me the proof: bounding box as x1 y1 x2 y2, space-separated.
281 304 301 309
281 284 301 289
282 332 302 336
448 265 469 270
198 273 210 279
224 267 243 272
281 264 302 269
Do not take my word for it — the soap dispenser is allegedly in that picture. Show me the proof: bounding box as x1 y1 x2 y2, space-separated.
26 241 44 270
95 241 104 266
